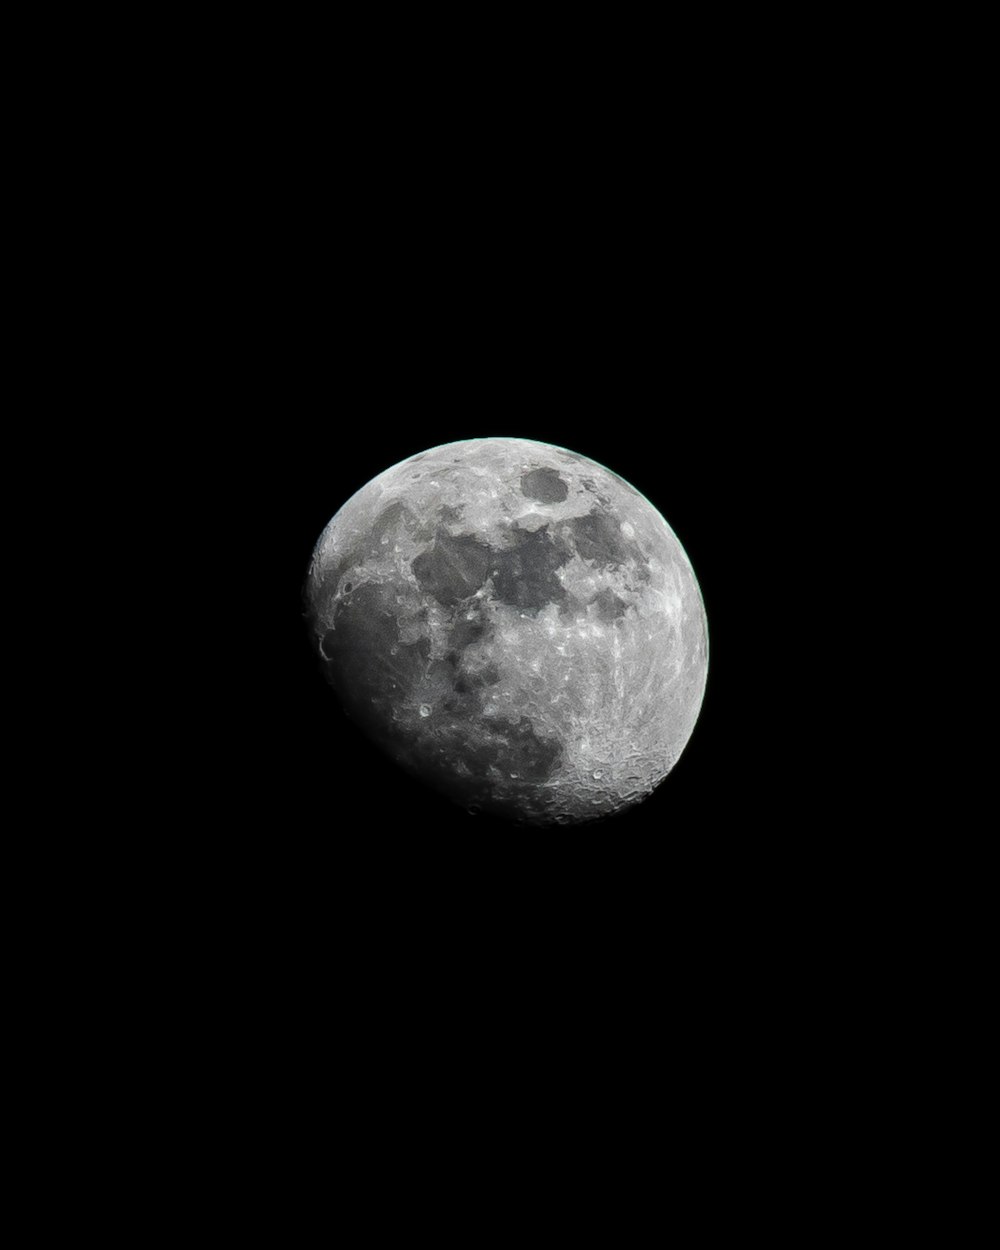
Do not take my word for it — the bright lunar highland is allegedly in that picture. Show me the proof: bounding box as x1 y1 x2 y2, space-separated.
305 438 708 825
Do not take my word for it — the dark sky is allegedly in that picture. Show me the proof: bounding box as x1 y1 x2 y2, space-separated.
192 138 849 939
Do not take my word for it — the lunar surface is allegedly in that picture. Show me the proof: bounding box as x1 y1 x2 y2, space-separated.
305 438 708 825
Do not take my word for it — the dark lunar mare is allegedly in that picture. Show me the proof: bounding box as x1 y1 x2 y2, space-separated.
454 663 500 694
412 522 574 617
412 532 492 606
489 524 570 614
448 616 488 652
592 587 629 622
567 508 634 568
520 467 568 503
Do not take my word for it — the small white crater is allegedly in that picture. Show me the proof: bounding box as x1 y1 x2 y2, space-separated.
419 704 431 717
592 770 603 780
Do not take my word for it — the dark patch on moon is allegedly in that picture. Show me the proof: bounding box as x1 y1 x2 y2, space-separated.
556 591 583 620
454 663 500 694
520 467 569 503
443 609 499 701
568 508 630 566
592 587 629 622
412 531 492 606
489 524 570 613
441 688 484 720
438 503 464 524
568 507 641 570
449 616 488 652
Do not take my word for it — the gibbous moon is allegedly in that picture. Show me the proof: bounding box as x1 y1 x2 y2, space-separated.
305 438 708 825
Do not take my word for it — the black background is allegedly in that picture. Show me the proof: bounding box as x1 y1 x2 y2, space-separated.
198 144 845 937
45 25 941 1208
162 45 868 895
170 68 867 1051
199 329 843 1077
223 356 819 897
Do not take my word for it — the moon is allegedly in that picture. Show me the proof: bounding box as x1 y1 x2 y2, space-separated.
305 438 708 825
